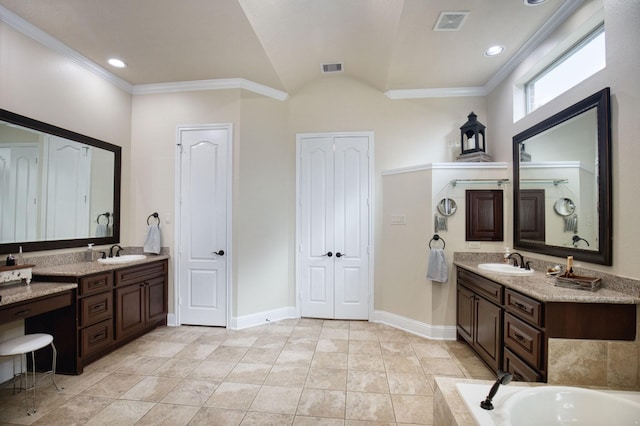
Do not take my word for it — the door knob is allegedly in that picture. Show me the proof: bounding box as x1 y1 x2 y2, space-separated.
213 250 225 256
336 252 345 258
324 251 333 257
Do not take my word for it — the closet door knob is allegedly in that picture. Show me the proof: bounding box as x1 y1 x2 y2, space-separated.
213 250 225 256
336 252 345 258
324 251 333 257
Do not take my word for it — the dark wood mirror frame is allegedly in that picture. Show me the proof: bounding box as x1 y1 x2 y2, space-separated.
0 109 121 254
513 87 612 265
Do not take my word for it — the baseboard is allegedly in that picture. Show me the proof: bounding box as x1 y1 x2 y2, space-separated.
372 310 457 340
167 313 177 327
230 306 298 330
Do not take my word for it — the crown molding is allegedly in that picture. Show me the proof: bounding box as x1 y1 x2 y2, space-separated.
382 162 508 176
0 5 133 93
385 0 585 100
133 78 289 101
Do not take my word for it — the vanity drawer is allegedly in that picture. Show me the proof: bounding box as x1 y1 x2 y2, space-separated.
80 319 113 357
79 291 113 327
504 313 543 369
115 261 167 287
79 272 113 296
457 268 503 305
0 291 73 323
505 289 542 327
504 348 542 382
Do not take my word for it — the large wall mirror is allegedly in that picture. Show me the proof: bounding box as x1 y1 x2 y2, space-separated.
0 109 121 253
513 87 611 265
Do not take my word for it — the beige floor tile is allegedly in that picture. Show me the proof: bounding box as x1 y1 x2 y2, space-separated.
293 415 345 425
386 372 432 395
348 340 381 355
316 339 349 353
380 341 415 356
226 363 272 384
348 353 385 372
82 352 137 373
419 357 464 377
319 328 350 340
240 348 281 364
296 388 346 418
323 320 350 329
119 375 182 402
161 379 219 406
345 391 395 422
347 370 389 393
349 321 378 331
135 402 199 426
305 368 347 390
208 346 250 362
205 382 261 410
188 407 246 426
82 373 145 398
391 394 433 424
264 365 310 387
116 356 170 375
349 330 379 342
139 341 188 357
344 420 395 426
32 394 113 425
251 335 288 350
222 336 259 348
240 411 294 425
83 399 154 425
383 355 423 374
152 357 202 378
412 341 450 358
276 350 314 367
377 329 411 343
0 388 72 425
188 359 237 380
290 327 322 339
173 343 219 360
312 352 348 369
285 338 319 352
55 370 110 395
250 385 303 414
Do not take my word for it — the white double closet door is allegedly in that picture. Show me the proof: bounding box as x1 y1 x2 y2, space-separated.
297 132 372 320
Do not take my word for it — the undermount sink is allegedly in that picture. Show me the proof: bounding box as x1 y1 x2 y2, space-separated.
478 263 534 276
97 254 147 264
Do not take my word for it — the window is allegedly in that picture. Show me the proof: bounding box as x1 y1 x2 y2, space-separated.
526 25 605 113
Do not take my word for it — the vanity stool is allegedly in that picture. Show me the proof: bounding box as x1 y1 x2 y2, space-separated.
0 333 62 415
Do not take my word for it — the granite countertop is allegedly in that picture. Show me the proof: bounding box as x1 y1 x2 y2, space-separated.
0 281 77 307
454 260 640 305
32 254 170 277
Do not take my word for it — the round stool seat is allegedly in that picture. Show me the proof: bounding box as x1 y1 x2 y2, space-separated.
0 334 53 357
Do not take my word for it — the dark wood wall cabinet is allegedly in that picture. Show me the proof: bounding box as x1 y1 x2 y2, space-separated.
456 266 636 382
28 259 168 375
465 190 504 241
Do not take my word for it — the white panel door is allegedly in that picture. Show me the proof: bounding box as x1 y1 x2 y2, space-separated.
298 133 371 320
178 125 231 327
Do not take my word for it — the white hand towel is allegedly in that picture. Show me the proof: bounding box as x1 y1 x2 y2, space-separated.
427 248 448 283
143 225 161 254
95 224 108 237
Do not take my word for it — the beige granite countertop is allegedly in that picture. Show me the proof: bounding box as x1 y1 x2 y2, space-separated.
455 260 640 305
32 254 169 277
0 281 77 307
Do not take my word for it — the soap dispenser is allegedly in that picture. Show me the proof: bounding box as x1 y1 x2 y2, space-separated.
86 244 94 262
503 247 510 264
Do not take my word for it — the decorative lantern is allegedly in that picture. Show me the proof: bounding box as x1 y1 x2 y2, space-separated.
460 112 486 155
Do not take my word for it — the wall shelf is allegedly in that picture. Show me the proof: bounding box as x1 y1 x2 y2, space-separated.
450 178 510 187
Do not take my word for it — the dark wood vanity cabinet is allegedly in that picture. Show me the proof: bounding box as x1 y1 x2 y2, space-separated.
32 259 168 374
456 266 637 383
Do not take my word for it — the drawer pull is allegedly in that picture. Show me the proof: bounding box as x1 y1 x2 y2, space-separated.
513 371 524 381
90 302 106 313
15 309 32 316
89 330 107 344
514 301 529 311
514 332 526 341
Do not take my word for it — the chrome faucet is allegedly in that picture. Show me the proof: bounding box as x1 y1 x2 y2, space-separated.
481 370 513 410
507 252 526 269
109 244 123 258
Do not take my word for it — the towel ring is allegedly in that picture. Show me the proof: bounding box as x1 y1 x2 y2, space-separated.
96 212 110 225
429 234 445 249
147 212 160 226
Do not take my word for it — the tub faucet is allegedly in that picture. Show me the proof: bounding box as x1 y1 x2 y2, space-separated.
109 244 123 258
507 252 527 269
481 370 513 410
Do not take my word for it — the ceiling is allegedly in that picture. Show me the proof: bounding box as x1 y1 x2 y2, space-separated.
0 0 572 97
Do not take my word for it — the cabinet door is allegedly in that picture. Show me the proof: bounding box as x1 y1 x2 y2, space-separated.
456 285 475 343
115 284 145 339
474 296 502 371
146 275 167 324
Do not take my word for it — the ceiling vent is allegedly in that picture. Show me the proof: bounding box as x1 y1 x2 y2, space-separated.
433 11 469 31
321 63 343 73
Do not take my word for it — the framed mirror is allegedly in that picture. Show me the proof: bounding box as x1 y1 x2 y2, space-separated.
513 88 611 265
0 109 121 253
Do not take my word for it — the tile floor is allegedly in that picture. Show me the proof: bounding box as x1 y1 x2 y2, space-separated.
0 319 494 425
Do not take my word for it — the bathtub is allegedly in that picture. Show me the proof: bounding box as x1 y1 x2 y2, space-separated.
456 382 640 425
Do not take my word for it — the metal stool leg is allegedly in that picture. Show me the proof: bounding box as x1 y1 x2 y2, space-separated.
29 351 36 415
50 342 62 391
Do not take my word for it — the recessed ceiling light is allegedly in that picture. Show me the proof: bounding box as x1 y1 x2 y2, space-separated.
484 45 505 57
524 0 547 5
107 58 127 68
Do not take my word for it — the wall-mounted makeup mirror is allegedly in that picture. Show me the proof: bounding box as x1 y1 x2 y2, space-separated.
513 88 611 265
0 109 121 253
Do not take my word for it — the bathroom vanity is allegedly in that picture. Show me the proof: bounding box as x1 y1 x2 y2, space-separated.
455 262 638 382
24 256 168 375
